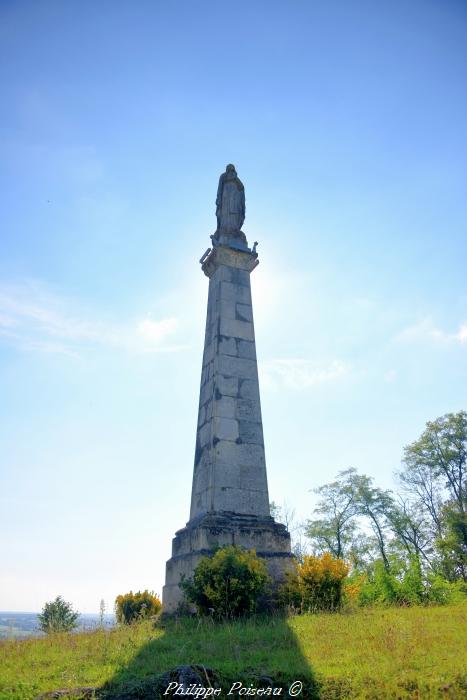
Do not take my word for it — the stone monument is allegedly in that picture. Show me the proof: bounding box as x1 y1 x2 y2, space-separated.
162 165 292 612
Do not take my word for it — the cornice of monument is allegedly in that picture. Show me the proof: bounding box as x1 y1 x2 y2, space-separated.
200 244 259 278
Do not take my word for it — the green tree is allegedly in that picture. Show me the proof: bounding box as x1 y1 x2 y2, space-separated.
398 454 443 538
436 501 467 581
181 545 270 618
37 596 79 634
350 473 394 571
401 411 467 580
306 469 359 559
387 499 433 568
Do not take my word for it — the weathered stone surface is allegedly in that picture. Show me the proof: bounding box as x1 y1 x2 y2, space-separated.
220 317 254 342
218 265 250 286
206 245 258 274
199 378 213 406
218 336 237 356
197 405 206 427
237 398 262 422
215 375 238 397
236 303 253 322
214 440 265 468
220 281 252 305
219 298 237 320
238 340 256 360
239 420 264 445
187 246 272 524
217 354 257 379
198 422 211 447
214 395 236 418
239 378 260 399
213 417 239 441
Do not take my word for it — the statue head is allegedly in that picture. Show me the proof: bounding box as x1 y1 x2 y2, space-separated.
226 164 236 174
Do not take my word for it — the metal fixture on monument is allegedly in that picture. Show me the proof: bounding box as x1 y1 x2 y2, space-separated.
162 165 292 612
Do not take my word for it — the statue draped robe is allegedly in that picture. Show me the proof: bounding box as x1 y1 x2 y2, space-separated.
216 167 245 234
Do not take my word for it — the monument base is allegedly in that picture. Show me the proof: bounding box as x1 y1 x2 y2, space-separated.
162 511 293 613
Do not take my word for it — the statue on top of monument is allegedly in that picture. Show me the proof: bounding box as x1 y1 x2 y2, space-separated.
215 164 246 237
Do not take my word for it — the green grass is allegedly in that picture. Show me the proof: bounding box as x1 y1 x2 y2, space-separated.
1 603 466 699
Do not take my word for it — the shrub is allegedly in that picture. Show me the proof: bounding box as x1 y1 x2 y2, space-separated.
343 572 366 609
180 545 271 618
356 556 467 607
37 595 79 634
280 552 349 612
424 574 464 605
115 590 162 624
299 552 349 611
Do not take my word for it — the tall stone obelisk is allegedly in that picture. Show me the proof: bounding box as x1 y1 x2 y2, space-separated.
163 165 291 612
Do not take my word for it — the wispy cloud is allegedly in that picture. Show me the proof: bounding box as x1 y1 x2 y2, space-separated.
0 281 182 356
396 317 467 345
260 358 349 390
456 324 467 343
136 318 178 345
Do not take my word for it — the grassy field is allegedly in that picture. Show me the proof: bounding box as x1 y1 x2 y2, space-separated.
0 602 466 699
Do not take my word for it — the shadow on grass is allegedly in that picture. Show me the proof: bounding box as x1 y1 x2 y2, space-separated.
100 613 320 699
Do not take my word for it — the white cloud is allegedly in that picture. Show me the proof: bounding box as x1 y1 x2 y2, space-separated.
456 324 467 344
396 317 467 346
0 281 181 356
260 358 348 390
136 318 178 345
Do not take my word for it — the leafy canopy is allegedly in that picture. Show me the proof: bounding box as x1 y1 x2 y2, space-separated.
37 595 79 634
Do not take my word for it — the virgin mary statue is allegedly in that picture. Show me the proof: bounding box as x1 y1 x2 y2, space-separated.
215 164 245 234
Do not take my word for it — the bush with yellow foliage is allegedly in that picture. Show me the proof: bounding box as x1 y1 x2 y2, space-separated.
280 552 349 612
115 590 162 624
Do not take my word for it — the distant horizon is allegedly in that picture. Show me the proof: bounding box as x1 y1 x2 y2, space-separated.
0 610 115 616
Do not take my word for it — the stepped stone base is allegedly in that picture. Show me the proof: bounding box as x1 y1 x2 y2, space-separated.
162 511 293 613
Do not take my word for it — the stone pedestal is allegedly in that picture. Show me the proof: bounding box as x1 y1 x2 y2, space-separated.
163 512 292 611
163 242 292 613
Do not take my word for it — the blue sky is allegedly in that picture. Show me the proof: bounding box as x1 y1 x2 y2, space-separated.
1 0 466 612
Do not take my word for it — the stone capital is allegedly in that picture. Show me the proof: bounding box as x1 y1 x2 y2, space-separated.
201 245 259 278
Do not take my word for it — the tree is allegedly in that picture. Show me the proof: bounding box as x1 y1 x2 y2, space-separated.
38 596 79 634
398 457 443 538
181 546 270 618
400 411 467 580
350 474 394 571
306 469 358 559
271 500 309 562
436 501 467 581
387 498 433 567
115 590 161 624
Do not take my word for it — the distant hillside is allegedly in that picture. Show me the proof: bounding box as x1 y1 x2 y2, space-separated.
0 612 115 640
